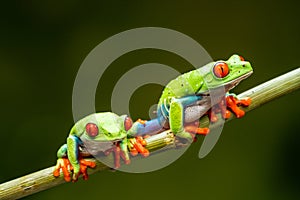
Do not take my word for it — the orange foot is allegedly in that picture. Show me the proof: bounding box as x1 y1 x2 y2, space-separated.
207 95 251 121
104 137 149 169
53 157 96 182
185 125 210 135
226 95 251 118
137 118 147 125
129 136 150 157
207 97 231 122
184 122 210 143
104 143 131 169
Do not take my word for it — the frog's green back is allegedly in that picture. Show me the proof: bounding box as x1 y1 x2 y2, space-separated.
158 69 205 105
157 54 253 106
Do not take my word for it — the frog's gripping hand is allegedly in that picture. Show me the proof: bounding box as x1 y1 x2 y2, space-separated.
53 157 96 182
128 136 149 157
53 136 96 182
104 137 149 169
104 140 130 169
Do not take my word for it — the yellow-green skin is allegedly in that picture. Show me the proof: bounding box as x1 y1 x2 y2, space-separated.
127 54 253 137
56 54 253 178
57 112 132 177
156 54 253 138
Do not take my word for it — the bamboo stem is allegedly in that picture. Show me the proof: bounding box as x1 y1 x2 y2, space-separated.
0 68 299 200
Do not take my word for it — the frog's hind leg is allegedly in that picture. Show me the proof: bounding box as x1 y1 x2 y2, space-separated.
128 116 167 136
169 96 202 141
225 93 251 118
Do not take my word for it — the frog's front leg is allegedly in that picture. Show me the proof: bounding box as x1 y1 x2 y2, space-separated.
66 135 82 178
104 139 130 169
169 95 204 141
104 137 149 169
53 136 96 182
53 144 72 181
53 156 96 182
128 136 149 157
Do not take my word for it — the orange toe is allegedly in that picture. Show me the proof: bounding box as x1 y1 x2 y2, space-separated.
137 119 147 124
196 128 210 135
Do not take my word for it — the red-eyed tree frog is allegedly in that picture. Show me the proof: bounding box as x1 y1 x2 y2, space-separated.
128 54 253 140
53 112 149 182
53 54 253 182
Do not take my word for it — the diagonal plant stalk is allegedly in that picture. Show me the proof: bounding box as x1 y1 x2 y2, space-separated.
0 68 299 200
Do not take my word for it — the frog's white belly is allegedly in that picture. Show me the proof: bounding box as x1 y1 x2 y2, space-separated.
80 137 121 155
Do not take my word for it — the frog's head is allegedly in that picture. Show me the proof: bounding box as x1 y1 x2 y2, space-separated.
202 54 253 90
80 113 133 142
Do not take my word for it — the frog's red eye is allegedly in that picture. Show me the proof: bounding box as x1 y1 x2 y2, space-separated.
239 56 245 61
213 62 229 78
124 116 133 131
85 123 99 137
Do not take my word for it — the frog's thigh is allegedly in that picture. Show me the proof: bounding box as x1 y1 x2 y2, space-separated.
169 96 201 133
169 99 185 133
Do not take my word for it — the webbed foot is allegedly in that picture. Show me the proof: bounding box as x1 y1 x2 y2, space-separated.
208 95 251 121
104 143 130 169
184 121 210 135
225 95 251 118
208 97 230 122
129 136 149 157
185 126 210 135
104 137 149 169
53 157 96 182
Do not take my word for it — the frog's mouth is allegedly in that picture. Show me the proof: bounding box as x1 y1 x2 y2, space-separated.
223 71 253 91
204 71 253 95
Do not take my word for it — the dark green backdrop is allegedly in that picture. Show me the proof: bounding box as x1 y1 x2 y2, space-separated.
1 1 299 199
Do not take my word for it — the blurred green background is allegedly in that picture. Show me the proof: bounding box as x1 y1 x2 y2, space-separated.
1 0 300 199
